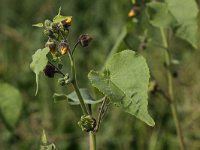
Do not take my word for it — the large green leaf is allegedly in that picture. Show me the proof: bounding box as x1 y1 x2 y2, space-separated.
53 88 103 105
0 83 23 128
166 0 198 23
146 2 176 28
30 48 49 95
147 0 199 48
88 50 155 126
165 0 199 48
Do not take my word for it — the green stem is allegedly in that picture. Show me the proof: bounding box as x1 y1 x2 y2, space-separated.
160 28 186 150
68 48 96 150
67 50 89 115
89 132 96 150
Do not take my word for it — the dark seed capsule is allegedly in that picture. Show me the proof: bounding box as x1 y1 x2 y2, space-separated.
172 71 178 78
78 34 92 47
43 64 56 78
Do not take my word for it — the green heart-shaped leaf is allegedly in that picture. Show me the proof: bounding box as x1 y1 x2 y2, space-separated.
88 50 155 126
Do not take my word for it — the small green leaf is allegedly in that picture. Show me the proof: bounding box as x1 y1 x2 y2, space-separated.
52 7 71 23
88 50 155 126
32 23 44 28
0 83 23 128
30 48 49 95
53 89 103 105
41 129 47 144
67 88 103 105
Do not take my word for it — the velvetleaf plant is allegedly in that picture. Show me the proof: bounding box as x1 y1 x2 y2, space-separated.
30 8 155 150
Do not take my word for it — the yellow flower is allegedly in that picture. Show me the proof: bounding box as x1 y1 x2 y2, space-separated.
60 46 68 55
128 6 140 17
62 17 72 27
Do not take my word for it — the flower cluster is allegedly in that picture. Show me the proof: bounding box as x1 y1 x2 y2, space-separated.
33 9 92 79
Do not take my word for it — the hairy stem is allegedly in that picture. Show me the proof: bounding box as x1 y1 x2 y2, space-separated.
89 132 96 150
160 28 186 150
67 50 89 115
67 49 96 150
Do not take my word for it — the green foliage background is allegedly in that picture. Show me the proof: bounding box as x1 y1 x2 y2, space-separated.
0 0 200 149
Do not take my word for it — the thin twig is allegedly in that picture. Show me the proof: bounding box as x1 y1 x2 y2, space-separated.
72 41 80 55
95 97 109 132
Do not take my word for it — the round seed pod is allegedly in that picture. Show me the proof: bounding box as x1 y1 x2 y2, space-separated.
43 64 56 78
78 34 92 47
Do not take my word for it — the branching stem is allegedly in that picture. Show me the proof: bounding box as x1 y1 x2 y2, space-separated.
160 28 186 150
67 48 96 150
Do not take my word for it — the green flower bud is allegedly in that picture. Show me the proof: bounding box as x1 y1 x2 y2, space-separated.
78 115 96 132
44 20 52 27
44 29 53 36
58 78 65 86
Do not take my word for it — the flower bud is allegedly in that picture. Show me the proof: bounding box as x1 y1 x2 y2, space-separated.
78 115 96 132
78 34 92 47
45 40 57 54
128 6 140 17
44 20 52 27
43 64 56 78
61 17 72 28
58 78 65 86
44 29 53 36
59 41 69 55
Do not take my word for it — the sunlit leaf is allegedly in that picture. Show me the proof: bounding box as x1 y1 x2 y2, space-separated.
0 83 23 128
88 50 155 126
30 48 49 95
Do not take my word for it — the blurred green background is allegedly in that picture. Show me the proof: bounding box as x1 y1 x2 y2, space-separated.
0 0 200 149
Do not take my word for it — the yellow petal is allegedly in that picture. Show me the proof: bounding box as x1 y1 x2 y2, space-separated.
128 9 135 17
